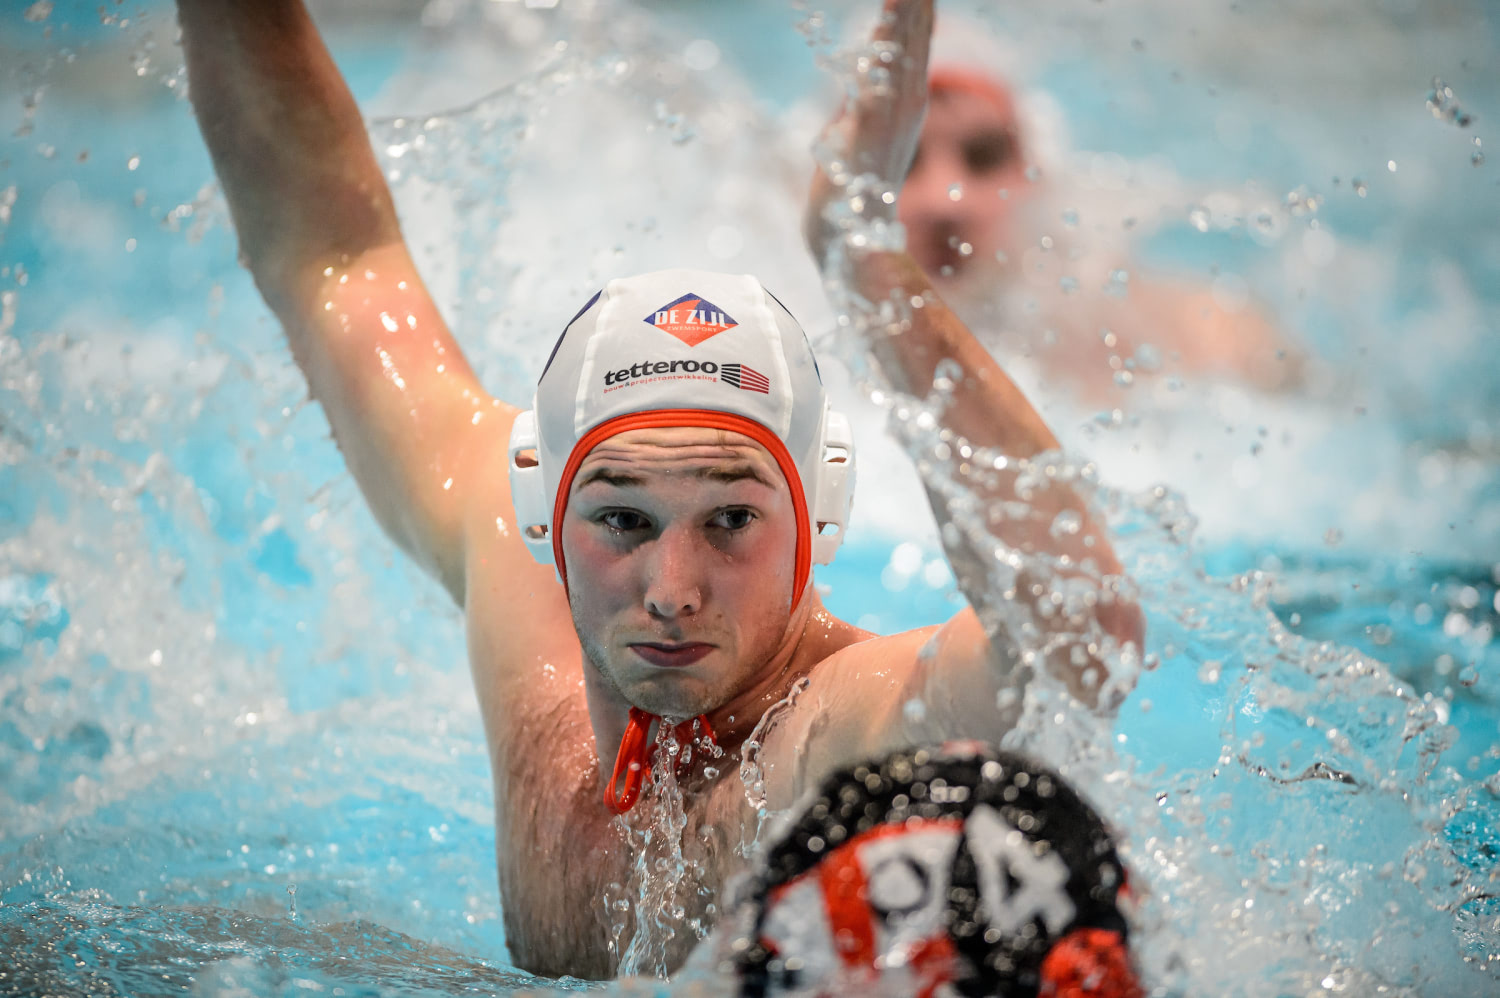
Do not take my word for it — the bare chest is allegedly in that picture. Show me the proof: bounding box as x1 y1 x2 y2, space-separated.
495 749 755 979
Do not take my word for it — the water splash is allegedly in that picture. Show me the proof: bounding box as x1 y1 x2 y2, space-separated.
605 718 724 978
1427 78 1485 169
806 24 1498 994
1427 76 1477 129
0 0 1497 994
737 675 811 822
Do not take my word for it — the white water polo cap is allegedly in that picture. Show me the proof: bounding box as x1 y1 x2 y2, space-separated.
507 269 855 596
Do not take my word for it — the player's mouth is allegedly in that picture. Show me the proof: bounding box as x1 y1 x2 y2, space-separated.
629 642 716 668
917 230 969 279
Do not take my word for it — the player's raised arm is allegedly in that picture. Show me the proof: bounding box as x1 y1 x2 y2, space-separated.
806 0 1142 704
178 0 508 603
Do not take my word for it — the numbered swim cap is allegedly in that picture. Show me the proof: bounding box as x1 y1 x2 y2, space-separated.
507 269 855 597
721 743 1142 998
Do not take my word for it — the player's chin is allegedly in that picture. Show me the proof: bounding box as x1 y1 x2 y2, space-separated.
624 672 726 721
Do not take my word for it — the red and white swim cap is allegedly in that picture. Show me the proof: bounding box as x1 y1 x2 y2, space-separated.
507 269 855 595
720 744 1143 997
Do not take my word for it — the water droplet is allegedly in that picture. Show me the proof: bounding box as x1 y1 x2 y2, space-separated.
947 183 963 202
1283 187 1321 216
1197 660 1222 684
1444 612 1471 638
1352 178 1368 197
1427 77 1477 130
1049 510 1083 537
931 357 964 396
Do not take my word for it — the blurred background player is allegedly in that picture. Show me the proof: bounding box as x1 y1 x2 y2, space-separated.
895 60 1303 405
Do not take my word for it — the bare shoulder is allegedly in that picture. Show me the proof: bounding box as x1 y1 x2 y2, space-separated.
810 606 993 702
757 608 1003 812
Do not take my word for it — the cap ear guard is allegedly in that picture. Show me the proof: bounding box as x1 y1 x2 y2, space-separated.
506 410 556 568
810 408 855 565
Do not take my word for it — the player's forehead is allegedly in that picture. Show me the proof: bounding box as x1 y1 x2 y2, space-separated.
572 425 786 492
923 87 1018 141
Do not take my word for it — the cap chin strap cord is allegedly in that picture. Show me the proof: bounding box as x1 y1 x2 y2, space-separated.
605 707 717 814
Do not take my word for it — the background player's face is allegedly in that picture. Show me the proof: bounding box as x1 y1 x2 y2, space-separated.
560 426 801 719
899 83 1029 285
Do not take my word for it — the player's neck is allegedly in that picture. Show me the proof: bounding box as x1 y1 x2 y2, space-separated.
581 588 831 779
703 588 828 751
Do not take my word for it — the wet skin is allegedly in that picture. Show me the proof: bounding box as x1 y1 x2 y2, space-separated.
460 421 980 977
562 427 807 728
181 0 1139 979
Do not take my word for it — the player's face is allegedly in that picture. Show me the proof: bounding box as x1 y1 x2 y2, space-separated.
899 85 1029 285
560 426 801 720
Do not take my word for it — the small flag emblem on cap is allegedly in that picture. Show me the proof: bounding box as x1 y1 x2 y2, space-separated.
720 363 770 394
645 292 739 347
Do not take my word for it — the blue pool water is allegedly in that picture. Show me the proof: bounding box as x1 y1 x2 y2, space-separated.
2 0 1499 994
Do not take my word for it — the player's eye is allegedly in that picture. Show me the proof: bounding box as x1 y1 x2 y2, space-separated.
599 510 649 533
964 129 1017 174
711 508 757 531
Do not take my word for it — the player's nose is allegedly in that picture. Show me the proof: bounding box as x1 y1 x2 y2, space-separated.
642 524 703 619
901 143 964 215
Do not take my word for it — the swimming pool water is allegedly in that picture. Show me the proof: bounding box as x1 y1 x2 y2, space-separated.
2 0 1499 994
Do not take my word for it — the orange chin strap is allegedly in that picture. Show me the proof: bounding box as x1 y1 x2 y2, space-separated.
604 707 718 815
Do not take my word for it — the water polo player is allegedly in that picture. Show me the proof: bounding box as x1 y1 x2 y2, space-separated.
179 0 1141 980
715 743 1143 997
871 24 1300 399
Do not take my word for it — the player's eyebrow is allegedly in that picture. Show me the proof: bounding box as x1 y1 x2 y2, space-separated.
576 468 644 490
695 464 776 488
576 463 775 490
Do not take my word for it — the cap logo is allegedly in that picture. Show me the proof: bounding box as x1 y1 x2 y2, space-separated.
720 362 770 393
645 292 739 347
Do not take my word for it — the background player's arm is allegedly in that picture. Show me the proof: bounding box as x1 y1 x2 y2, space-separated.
178 0 510 603
806 0 1141 705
